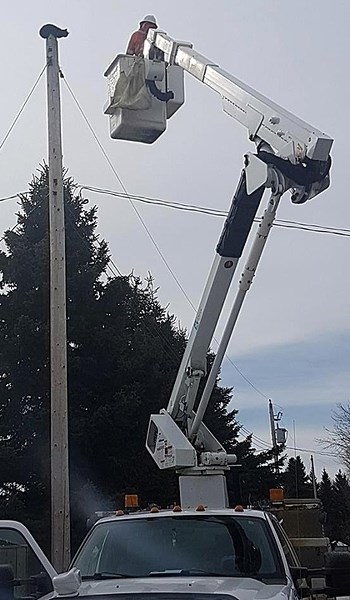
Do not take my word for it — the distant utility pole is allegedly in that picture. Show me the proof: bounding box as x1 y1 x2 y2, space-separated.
268 399 279 471
40 23 70 572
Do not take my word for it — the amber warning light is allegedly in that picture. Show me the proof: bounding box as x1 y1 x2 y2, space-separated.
269 488 284 502
125 494 139 509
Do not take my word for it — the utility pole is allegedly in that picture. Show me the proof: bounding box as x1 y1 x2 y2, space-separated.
268 399 279 471
40 23 70 572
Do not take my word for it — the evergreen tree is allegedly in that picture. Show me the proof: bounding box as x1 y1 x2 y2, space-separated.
229 434 285 506
318 469 350 545
282 456 313 498
332 471 350 544
0 166 282 551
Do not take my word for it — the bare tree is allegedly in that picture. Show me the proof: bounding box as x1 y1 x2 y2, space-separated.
321 403 350 471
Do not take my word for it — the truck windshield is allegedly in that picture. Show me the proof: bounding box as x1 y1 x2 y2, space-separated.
73 515 285 582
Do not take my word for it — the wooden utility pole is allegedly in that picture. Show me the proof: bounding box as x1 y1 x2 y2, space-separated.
268 399 279 472
40 23 70 571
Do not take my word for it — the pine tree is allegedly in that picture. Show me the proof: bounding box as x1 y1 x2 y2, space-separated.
332 471 350 544
282 456 313 498
318 469 337 541
0 166 283 550
0 166 110 551
229 434 285 506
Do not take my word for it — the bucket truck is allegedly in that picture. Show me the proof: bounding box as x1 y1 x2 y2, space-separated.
104 29 332 510
1 30 348 600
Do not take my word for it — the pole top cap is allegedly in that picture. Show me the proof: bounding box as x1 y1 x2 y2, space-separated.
39 24 69 39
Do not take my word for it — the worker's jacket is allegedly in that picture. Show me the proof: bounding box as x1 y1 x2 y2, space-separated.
126 30 147 57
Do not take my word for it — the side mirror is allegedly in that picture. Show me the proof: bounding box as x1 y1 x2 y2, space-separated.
324 551 350 596
53 568 82 597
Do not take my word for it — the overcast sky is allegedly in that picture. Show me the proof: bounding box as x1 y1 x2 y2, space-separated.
1 0 349 480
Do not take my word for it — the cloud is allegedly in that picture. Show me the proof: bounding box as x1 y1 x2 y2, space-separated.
218 331 350 478
221 329 350 408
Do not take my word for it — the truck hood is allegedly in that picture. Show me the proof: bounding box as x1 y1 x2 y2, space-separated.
79 575 293 600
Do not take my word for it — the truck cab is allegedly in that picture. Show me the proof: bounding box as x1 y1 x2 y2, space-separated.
0 508 349 600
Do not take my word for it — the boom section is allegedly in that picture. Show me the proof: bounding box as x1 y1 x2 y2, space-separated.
145 30 333 163
166 173 264 421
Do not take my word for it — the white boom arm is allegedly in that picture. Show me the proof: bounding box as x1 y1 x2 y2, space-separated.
145 30 332 164
143 30 332 434
105 32 333 506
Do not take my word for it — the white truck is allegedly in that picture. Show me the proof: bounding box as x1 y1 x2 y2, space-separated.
1 27 348 600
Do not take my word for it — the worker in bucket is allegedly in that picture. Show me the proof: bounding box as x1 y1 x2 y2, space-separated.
126 15 158 57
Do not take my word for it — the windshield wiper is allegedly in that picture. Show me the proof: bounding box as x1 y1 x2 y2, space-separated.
148 569 233 577
82 571 136 580
234 574 286 584
148 570 285 582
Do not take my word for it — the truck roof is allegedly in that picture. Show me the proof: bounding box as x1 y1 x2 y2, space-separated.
95 507 270 525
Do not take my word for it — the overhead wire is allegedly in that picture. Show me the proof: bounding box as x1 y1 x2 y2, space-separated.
62 76 195 311
62 73 230 375
0 64 47 152
2 187 350 240
79 185 350 238
239 424 338 457
0 62 46 241
227 363 270 400
0 193 28 203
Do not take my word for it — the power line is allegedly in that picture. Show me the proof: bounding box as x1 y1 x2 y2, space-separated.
0 193 28 203
79 185 350 238
3 185 350 239
3 185 349 239
239 425 337 457
285 445 337 458
227 363 270 400
62 76 196 310
0 64 47 152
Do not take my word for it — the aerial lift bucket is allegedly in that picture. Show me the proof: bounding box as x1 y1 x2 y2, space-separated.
104 55 184 143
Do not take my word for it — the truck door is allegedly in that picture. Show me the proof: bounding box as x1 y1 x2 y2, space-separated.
0 520 56 598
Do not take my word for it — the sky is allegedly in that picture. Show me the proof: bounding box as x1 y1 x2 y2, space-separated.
0 0 349 480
